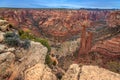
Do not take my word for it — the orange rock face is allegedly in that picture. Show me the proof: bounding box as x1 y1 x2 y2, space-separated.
91 34 120 58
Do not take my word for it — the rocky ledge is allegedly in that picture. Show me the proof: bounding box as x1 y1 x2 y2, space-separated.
62 64 120 80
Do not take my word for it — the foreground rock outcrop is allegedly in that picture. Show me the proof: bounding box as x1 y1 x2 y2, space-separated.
80 65 120 80
62 64 81 80
62 64 120 80
25 63 57 80
0 19 55 80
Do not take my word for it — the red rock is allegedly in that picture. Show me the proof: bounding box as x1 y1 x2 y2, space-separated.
0 9 111 40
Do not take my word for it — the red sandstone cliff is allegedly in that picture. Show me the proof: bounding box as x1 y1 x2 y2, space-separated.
90 11 120 58
0 9 112 41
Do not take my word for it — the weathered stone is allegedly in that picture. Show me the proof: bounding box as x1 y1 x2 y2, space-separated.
0 31 5 42
0 44 6 53
0 20 10 31
0 52 15 79
0 20 8 26
0 52 11 63
41 66 57 80
5 47 15 52
62 64 120 80
62 64 80 80
26 41 48 66
80 65 120 80
24 63 57 80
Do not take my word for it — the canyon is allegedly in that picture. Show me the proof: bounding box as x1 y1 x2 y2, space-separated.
0 8 120 80
0 9 113 41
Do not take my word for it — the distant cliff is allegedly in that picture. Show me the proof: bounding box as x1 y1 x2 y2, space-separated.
0 9 113 41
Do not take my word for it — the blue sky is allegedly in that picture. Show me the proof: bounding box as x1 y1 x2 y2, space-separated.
0 0 120 9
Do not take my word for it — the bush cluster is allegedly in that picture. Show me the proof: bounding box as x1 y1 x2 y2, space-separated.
45 54 57 67
18 30 51 52
4 32 30 49
45 54 53 67
19 30 35 40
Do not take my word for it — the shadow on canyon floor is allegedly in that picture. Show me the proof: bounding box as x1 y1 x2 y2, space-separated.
58 49 120 74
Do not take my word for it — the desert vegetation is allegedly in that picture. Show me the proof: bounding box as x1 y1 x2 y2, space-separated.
4 32 30 49
18 30 51 52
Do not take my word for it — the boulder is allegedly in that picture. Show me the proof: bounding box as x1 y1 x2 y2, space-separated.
0 52 15 79
25 41 48 66
62 64 80 80
0 52 15 64
24 63 57 80
0 31 5 42
0 52 11 63
5 47 15 52
0 20 10 31
0 44 7 53
0 20 8 26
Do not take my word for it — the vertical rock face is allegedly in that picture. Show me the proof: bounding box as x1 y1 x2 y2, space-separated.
79 26 93 55
86 32 93 53
80 26 87 55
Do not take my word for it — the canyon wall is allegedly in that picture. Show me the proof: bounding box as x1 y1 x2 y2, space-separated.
0 9 112 41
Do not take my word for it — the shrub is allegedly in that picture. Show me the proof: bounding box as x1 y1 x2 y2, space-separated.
20 40 31 49
4 32 30 49
18 30 51 52
4 32 20 47
45 54 53 67
4 32 19 38
19 30 35 40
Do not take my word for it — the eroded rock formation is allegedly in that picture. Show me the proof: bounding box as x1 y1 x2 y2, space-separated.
107 11 120 27
91 11 120 58
0 9 112 41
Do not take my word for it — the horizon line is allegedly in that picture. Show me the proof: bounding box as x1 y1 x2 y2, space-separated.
0 7 119 10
